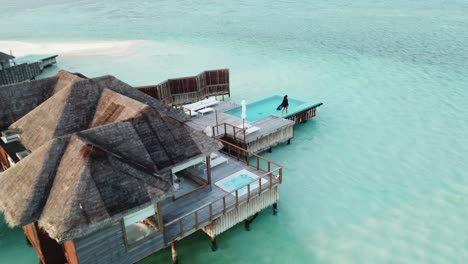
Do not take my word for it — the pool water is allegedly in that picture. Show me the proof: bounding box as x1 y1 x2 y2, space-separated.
224 95 304 122
222 174 259 196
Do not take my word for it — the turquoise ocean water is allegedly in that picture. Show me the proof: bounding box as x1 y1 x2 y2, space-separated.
1 0 468 263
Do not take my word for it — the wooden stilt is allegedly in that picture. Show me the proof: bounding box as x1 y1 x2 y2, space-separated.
171 242 178 264
244 213 259 231
210 236 217 251
287 139 291 145
244 219 250 231
268 147 272 153
273 203 278 215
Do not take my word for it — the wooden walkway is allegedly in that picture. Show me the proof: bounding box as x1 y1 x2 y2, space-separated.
161 151 280 242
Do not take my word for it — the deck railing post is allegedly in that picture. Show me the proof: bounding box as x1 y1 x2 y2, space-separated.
179 219 184 237
223 196 226 213
247 184 251 202
269 173 273 189
258 178 262 194
268 162 271 173
209 204 213 221
246 152 250 166
256 157 260 170
279 167 283 183
235 190 239 207
236 148 240 161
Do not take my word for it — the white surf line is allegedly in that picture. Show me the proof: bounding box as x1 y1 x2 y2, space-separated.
0 40 147 57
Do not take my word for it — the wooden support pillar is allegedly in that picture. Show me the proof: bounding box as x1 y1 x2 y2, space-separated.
273 203 278 215
244 213 259 231
268 147 272 153
171 242 178 264
287 139 291 145
210 236 217 251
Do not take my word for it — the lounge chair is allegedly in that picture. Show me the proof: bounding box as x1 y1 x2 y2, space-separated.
210 156 228 168
235 123 260 135
197 107 214 116
185 98 219 112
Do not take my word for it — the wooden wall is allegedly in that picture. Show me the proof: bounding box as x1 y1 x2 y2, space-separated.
23 223 67 264
73 223 166 264
136 69 230 106
0 63 41 85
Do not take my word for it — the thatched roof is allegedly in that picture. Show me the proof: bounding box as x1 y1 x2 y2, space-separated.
1 70 188 130
0 51 14 61
0 71 222 242
0 71 84 128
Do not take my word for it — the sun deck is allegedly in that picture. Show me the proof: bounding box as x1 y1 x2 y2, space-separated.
186 101 294 153
161 146 282 243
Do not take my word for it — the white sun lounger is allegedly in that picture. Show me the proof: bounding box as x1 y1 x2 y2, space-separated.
210 156 228 168
185 98 219 112
245 126 260 135
197 107 214 115
235 123 260 135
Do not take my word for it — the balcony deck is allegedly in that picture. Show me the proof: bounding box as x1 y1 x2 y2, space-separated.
185 101 294 153
160 146 282 243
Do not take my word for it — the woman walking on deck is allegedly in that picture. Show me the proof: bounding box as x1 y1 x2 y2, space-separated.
278 95 289 114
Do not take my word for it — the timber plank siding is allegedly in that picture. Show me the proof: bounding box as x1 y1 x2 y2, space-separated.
73 224 165 264
136 69 230 105
0 63 41 85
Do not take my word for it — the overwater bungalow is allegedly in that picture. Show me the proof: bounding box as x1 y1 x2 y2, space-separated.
0 51 15 70
0 51 58 85
0 71 283 264
137 69 323 153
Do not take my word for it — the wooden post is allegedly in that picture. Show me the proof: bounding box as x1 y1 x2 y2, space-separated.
247 184 251 203
206 156 211 184
210 236 217 251
273 203 278 215
256 157 260 170
235 190 239 206
179 219 184 237
209 204 213 221
246 152 250 166
279 167 283 184
258 178 262 194
171 242 178 264
223 196 226 213
269 173 273 189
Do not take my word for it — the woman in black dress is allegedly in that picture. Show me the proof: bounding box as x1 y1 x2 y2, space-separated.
280 95 289 114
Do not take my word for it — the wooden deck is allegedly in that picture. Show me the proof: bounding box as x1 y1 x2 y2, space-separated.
161 149 281 243
186 101 294 153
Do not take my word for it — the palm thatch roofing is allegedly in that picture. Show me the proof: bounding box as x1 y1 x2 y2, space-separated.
0 71 84 129
0 51 15 61
0 71 221 242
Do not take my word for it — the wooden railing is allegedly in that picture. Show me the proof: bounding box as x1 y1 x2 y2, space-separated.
211 122 248 144
164 139 282 242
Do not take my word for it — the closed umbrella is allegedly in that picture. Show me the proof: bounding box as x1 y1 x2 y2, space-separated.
241 100 247 130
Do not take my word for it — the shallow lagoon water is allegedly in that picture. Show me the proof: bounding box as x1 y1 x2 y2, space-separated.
1 1 468 263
